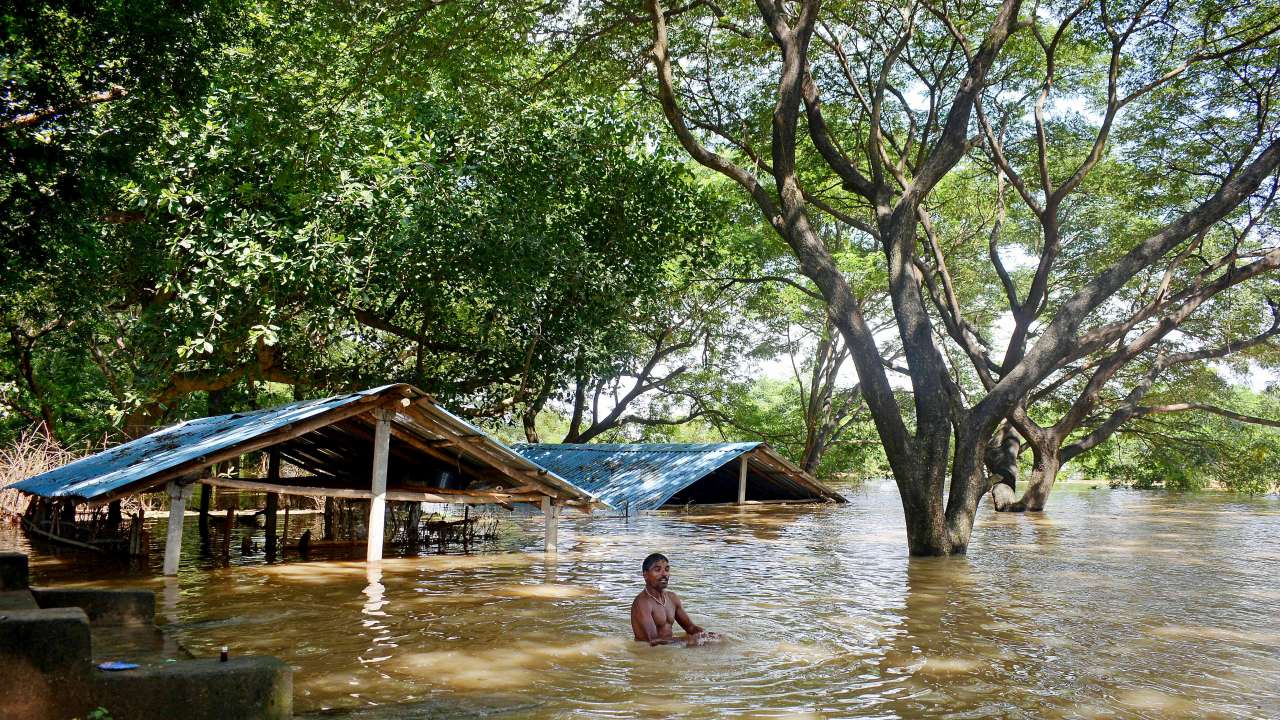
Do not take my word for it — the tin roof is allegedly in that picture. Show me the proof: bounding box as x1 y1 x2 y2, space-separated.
512 442 844 511
13 384 601 507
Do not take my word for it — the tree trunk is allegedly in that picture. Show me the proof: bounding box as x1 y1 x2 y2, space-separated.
988 424 1061 513
8 326 58 440
522 408 540 443
1019 452 1060 511
801 433 828 475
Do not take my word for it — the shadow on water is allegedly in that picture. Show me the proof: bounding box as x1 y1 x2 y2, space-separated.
3 485 1279 718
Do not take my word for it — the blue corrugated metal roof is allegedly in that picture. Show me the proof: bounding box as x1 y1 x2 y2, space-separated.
512 442 762 511
13 386 405 502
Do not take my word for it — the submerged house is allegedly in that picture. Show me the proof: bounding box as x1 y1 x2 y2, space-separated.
512 442 846 512
12 384 603 574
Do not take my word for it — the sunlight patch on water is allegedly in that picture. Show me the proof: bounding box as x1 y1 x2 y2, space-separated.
916 655 985 675
1114 688 1200 715
1149 624 1280 644
497 582 598 599
395 636 627 689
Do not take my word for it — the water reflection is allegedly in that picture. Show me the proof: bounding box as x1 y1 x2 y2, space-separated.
3 485 1279 718
362 566 386 618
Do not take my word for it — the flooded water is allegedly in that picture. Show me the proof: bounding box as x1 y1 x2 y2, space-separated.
4 483 1279 719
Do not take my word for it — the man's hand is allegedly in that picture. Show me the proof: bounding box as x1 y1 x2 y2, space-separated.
685 630 721 646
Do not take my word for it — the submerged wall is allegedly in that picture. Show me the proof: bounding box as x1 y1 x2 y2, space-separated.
0 551 291 720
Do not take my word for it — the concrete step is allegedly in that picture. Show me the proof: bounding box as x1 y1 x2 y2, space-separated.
0 590 39 611
0 551 29 591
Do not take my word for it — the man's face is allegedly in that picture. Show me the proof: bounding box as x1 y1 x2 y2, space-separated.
643 559 670 590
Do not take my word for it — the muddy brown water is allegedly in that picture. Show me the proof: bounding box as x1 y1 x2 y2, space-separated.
3 483 1278 718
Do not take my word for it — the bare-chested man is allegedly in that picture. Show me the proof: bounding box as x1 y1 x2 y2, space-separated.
630 552 720 646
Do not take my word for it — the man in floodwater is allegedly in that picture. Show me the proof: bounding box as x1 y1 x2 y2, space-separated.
631 552 721 646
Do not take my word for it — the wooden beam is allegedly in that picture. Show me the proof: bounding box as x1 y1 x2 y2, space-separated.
737 455 748 505
397 407 530 487
217 475 327 484
199 477 539 506
275 446 343 479
343 413 469 470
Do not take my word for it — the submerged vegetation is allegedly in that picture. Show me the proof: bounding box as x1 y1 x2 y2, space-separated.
3 0 1280 553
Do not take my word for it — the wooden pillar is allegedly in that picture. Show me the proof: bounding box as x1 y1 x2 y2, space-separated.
737 455 748 505
221 507 234 561
128 511 145 556
323 497 335 540
265 449 280 560
198 484 211 538
541 496 558 553
367 408 392 563
163 481 192 576
264 493 279 561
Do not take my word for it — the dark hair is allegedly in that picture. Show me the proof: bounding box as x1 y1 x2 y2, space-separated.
642 553 669 572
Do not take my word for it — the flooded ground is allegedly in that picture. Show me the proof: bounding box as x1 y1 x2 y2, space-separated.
4 483 1279 719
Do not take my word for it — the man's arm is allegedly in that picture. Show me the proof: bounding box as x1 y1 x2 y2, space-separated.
631 597 671 646
672 594 704 636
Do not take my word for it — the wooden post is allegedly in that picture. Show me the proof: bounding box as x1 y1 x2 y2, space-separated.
323 497 335 540
541 496 558 553
737 455 748 505
129 511 145 556
221 508 234 561
265 449 280 560
162 481 192 576
198 484 211 539
264 492 279 561
367 408 393 563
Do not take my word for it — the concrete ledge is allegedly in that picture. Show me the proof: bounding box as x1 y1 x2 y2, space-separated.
0 552 28 592
0 590 38 611
92 656 293 720
0 607 92 676
32 588 155 626
0 553 293 719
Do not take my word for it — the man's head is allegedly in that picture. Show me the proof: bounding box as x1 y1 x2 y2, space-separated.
642 552 670 591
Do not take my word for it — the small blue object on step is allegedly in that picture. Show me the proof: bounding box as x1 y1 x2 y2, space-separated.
97 661 139 671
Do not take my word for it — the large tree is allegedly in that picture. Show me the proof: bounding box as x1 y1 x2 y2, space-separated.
547 0 1280 554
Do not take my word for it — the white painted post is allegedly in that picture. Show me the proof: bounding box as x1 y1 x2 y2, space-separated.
163 481 193 576
541 496 558 553
737 455 748 505
367 407 393 563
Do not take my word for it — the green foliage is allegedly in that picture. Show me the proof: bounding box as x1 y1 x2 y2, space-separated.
1 0 749 445
716 378 888 481
1075 386 1280 493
